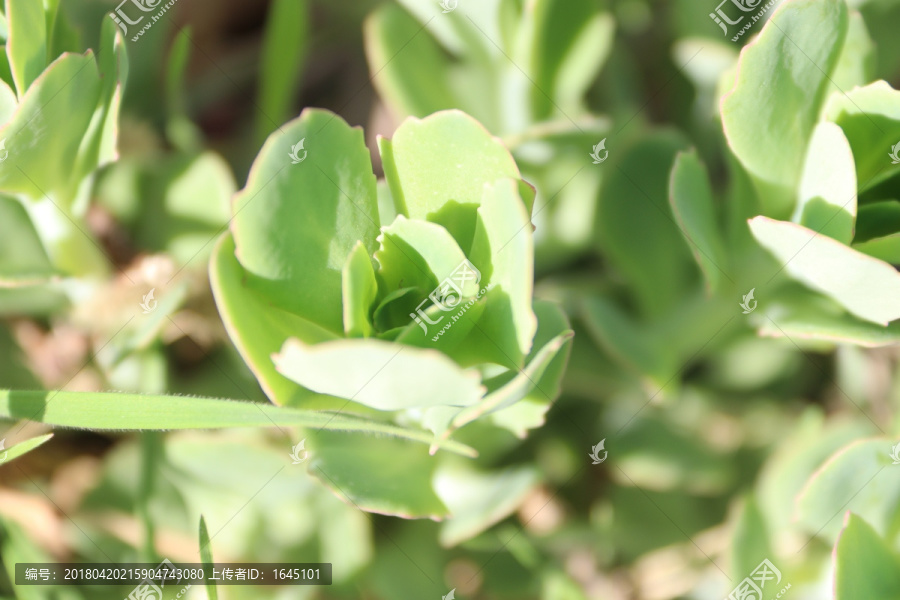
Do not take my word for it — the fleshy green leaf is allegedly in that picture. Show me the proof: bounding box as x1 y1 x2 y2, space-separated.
273 337 485 411
595 131 693 317
378 110 521 250
758 295 900 347
308 430 449 519
669 149 728 293
69 17 127 198
792 121 857 244
0 77 16 124
824 81 900 190
0 195 55 285
834 512 900 600
581 296 671 381
526 0 613 119
749 216 900 325
731 496 772 585
721 0 848 215
468 178 537 359
828 11 875 94
854 200 900 243
5 0 46 97
374 214 474 297
0 389 476 456
853 234 900 264
435 462 539 546
488 299 572 437
443 330 571 440
342 241 378 338
231 108 379 334
0 53 101 205
210 233 340 407
795 438 900 543
364 4 458 119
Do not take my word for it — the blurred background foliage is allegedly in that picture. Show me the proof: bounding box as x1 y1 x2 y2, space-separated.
2 0 900 598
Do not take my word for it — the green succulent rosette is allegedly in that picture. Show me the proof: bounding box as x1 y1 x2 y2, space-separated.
210 108 572 524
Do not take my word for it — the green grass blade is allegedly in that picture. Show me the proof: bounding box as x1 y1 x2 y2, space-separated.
0 433 53 467
0 390 476 457
199 516 218 600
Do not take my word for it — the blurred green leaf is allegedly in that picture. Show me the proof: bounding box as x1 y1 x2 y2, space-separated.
198 516 218 600
308 430 449 519
364 3 457 119
721 0 848 216
824 80 900 190
595 131 693 317
5 0 46 97
526 0 613 119
796 438 900 543
435 461 538 546
829 11 875 94
731 496 772 584
669 149 728 293
0 53 101 206
257 0 308 144
834 512 900 599
793 121 857 244
750 216 900 325
0 195 55 285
